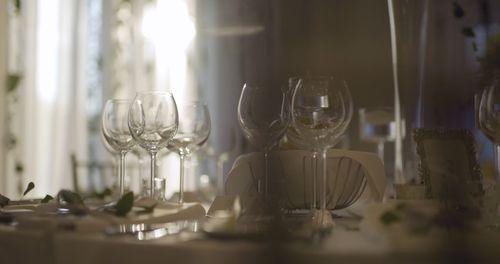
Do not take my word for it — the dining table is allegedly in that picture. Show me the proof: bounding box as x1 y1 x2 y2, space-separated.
2 198 500 264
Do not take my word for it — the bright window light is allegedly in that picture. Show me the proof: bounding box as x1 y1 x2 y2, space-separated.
37 0 60 104
141 0 197 197
141 0 195 103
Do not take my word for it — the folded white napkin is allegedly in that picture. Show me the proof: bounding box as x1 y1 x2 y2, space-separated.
225 150 386 209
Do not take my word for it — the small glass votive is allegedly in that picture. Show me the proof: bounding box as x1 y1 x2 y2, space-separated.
153 177 166 201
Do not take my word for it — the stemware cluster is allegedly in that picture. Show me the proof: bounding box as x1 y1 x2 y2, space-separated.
237 76 353 227
101 91 211 202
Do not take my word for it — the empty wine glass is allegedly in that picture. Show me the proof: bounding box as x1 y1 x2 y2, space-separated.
203 125 236 194
100 125 120 194
359 107 398 161
478 79 500 181
130 146 148 197
167 101 211 204
238 84 290 199
101 99 136 196
291 76 352 229
128 91 178 198
286 77 320 211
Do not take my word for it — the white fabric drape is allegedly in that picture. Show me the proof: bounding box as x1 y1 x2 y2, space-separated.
22 0 88 197
0 0 8 196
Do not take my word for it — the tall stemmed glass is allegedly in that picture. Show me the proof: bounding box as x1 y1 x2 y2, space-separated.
291 76 352 228
478 79 500 181
101 99 136 196
128 91 178 198
359 107 398 161
238 84 290 199
167 101 211 204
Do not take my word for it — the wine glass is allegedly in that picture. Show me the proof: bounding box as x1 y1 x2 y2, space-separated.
359 107 398 161
238 84 290 199
203 125 236 194
130 146 149 197
478 80 500 181
101 99 136 196
291 76 352 229
100 126 120 194
167 101 211 204
128 91 178 198
285 77 320 211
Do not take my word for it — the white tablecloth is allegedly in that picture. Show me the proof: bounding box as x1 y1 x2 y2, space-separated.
0 223 389 264
3 202 500 264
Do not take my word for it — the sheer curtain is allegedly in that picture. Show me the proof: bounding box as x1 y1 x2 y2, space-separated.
1 0 248 198
0 0 8 196
19 0 89 197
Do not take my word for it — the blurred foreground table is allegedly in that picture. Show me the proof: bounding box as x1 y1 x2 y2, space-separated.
2 202 500 264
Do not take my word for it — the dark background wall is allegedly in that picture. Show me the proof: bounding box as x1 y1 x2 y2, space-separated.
195 0 497 179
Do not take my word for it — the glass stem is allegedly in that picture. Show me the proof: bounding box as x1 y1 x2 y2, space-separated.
138 154 146 197
320 149 328 211
217 155 227 194
264 151 270 199
312 152 317 210
495 145 500 182
119 152 126 196
377 142 385 163
179 154 185 203
150 152 157 198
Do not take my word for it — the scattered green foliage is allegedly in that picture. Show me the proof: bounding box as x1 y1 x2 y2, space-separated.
395 202 406 210
135 203 157 216
15 163 23 173
41 195 54 204
461 27 475 38
479 33 500 83
14 0 21 13
453 1 465 18
58 190 84 205
114 192 134 217
472 41 478 52
452 2 500 85
0 194 10 207
411 225 431 235
7 74 21 93
380 211 401 226
21 182 35 199
94 188 112 200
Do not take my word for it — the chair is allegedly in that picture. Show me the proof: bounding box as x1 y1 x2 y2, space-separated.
70 154 115 195
225 149 386 210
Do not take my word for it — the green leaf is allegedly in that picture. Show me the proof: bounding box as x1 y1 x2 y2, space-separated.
380 211 400 226
114 192 134 217
95 188 112 200
453 1 465 18
0 194 10 207
395 202 406 211
41 195 54 204
411 225 431 235
58 190 84 205
135 203 157 216
472 41 478 52
461 27 475 38
15 163 23 173
22 182 35 197
7 74 21 93
14 0 21 13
